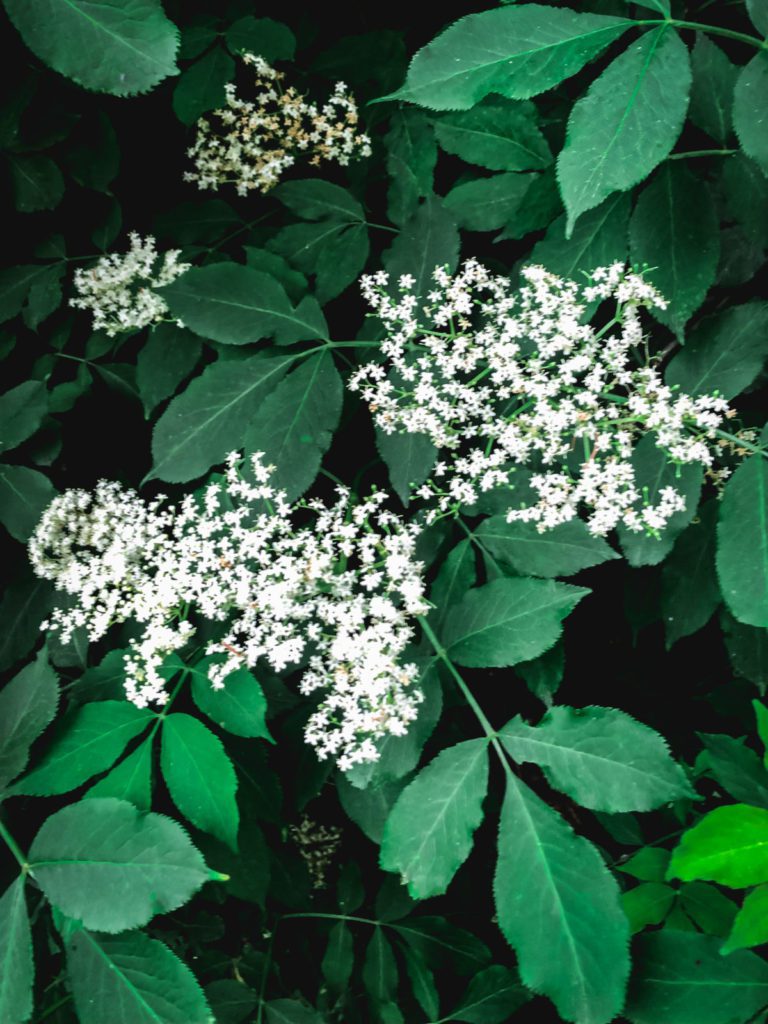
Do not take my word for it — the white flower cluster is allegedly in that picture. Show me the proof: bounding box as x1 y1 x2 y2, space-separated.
184 53 372 196
28 455 427 771
70 232 190 336
350 261 734 537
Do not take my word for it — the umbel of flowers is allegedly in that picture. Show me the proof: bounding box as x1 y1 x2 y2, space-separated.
350 261 735 537
70 232 190 336
184 53 372 196
28 454 427 772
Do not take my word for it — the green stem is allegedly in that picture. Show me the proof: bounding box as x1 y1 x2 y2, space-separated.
281 911 380 927
667 148 738 160
714 428 768 458
34 995 73 1024
665 18 768 49
365 222 398 234
0 817 28 871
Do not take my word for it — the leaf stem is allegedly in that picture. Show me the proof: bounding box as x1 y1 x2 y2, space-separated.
0 816 29 871
667 148 738 160
664 18 768 49
281 911 381 926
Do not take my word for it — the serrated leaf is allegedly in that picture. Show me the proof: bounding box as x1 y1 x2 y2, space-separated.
617 434 702 567
375 427 437 506
530 190 630 280
225 17 295 61
385 109 437 226
28 797 210 932
717 454 768 628
734 53 768 174
0 381 47 455
698 732 768 808
393 916 491 976
625 930 768 1024
158 264 328 346
190 660 271 741
689 35 737 145
666 301 768 400
3 0 179 97
363 927 398 1008
400 7 631 110
67 928 212 1024
136 323 202 416
494 771 630 1024
205 980 257 1024
449 966 529 1023
621 882 675 933
322 921 354 992
435 98 550 170
442 577 588 668
85 737 153 810
558 28 691 235
337 773 407 844
722 883 768 954
0 465 57 543
383 195 460 297
629 162 718 338
172 45 233 125
273 180 365 223
429 538 476 633
11 700 153 797
501 706 693 811
268 221 369 304
668 804 768 886
0 648 58 791
150 351 295 483
398 941 439 1019
0 877 33 1024
380 739 489 899
661 502 720 647
244 352 342 501
475 516 618 578
445 173 533 232
161 712 239 850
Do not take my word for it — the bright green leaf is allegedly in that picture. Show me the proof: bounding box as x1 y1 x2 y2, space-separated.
668 804 768 887
621 882 675 934
723 884 768 953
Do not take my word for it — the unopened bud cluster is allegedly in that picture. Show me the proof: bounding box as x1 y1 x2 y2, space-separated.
70 232 190 336
28 454 427 771
350 261 734 537
184 54 372 196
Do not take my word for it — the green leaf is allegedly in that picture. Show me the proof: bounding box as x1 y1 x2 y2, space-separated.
265 1000 323 1024
155 199 240 246
747 0 768 36
150 351 295 483
11 700 153 797
0 648 58 791
172 45 233 125
435 98 550 170
244 352 342 502
65 111 120 192
398 941 439 1019
0 465 57 543
442 577 588 669
616 847 671 882
383 195 460 298
666 301 768 400
0 265 54 325
449 966 529 1023
0 576 52 673
517 642 565 707
445 173 533 232
67 928 211 1024
501 706 693 812
380 739 489 899
475 516 618 578
698 732 768 808
530 191 630 280
621 882 675 933
28 797 210 932
3 0 179 96
629 162 718 338
661 502 720 647
558 28 691 235
22 263 64 330
322 921 354 992
755 699 768 765
385 109 437 227
668 804 768 886
689 35 737 145
400 7 631 110
617 434 702 567
136 323 202 417
429 538 476 633
205 980 257 1024
734 53 768 174
158 263 328 346
494 771 630 1024
85 737 153 810
376 427 437 507
722 612 768 694
0 381 47 454
8 154 64 212
0 877 33 1024
625 930 768 1024
274 180 365 222
678 880 737 936
224 17 295 61
161 712 239 850
393 916 491 976
363 927 398 1008
717 454 768 628
723 884 768 953
190 660 271 741
337 773 407 844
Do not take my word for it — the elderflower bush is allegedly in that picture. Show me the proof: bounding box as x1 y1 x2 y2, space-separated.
2 3 768 1024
